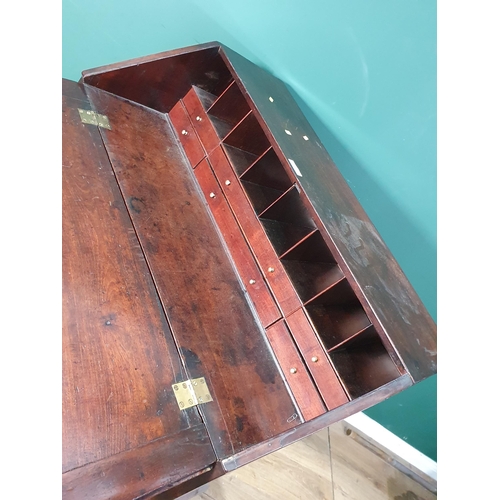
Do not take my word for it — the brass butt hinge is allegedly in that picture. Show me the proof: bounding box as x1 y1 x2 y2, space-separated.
172 377 213 410
78 108 112 130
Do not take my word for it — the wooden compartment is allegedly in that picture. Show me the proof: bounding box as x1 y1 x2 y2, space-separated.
206 81 251 134
221 112 271 156
258 186 317 257
280 230 344 303
63 42 437 500
305 278 372 351
239 148 294 213
329 326 401 399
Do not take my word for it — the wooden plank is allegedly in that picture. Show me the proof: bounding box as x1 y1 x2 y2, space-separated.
222 374 412 472
182 87 221 154
62 79 215 485
81 44 232 113
194 158 281 327
285 309 349 410
169 100 205 168
208 145 302 316
220 45 436 382
63 425 214 500
84 84 299 459
265 321 326 421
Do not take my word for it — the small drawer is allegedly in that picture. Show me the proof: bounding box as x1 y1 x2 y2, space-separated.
286 308 349 410
195 159 281 328
182 88 220 154
208 146 302 316
265 320 326 422
169 100 205 168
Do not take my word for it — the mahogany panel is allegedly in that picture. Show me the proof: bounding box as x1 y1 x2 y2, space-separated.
220 45 436 382
222 374 412 472
265 321 326 421
169 100 205 168
208 145 302 316
182 87 221 154
85 84 299 459
62 81 213 478
62 425 215 500
152 463 226 500
285 309 349 410
82 43 232 113
194 158 281 327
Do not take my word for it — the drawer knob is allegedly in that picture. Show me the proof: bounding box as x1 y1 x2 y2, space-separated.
225 180 231 186
290 368 297 374
209 192 216 198
181 129 188 135
196 116 202 121
268 267 275 273
311 356 318 363
249 279 256 285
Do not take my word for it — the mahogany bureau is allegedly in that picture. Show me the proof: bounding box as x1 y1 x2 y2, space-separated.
62 42 437 499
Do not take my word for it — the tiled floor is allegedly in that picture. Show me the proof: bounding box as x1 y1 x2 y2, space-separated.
186 422 436 500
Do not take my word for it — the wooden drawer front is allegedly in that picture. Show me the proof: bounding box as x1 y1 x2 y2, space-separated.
169 100 205 168
208 146 302 316
182 87 220 154
195 158 281 328
266 321 325 421
286 309 349 410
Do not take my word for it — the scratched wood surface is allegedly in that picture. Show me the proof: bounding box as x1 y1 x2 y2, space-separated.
84 84 301 460
62 79 216 497
220 45 436 382
183 422 436 500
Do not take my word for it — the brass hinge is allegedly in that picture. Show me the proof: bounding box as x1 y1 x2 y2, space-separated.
172 377 213 410
78 108 112 130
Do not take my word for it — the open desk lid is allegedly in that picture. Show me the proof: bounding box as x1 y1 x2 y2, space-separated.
81 42 436 383
62 77 302 498
63 79 217 499
63 41 436 498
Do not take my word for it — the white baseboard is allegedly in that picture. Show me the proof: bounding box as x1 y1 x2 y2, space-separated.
343 412 437 493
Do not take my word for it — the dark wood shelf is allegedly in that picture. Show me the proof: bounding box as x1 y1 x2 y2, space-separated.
223 144 262 176
258 186 315 228
260 219 316 257
304 279 371 350
329 326 401 399
241 180 288 215
280 230 344 303
209 115 235 141
207 81 251 131
223 112 270 156
193 86 218 110
241 148 292 189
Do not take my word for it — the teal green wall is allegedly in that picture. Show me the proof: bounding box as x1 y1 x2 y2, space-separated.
63 0 437 460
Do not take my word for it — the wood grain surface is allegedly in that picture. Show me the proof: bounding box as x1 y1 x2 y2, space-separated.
62 79 216 496
85 84 300 459
194 158 281 328
220 45 436 382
